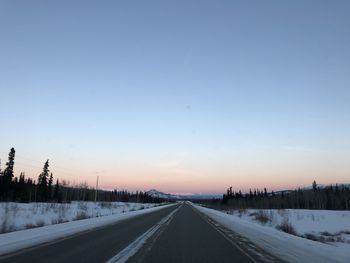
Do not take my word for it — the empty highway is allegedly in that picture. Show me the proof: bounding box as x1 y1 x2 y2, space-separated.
0 203 280 263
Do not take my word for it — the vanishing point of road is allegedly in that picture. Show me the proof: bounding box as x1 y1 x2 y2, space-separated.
0 203 281 263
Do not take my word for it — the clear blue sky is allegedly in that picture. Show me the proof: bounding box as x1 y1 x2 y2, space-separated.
0 0 349 193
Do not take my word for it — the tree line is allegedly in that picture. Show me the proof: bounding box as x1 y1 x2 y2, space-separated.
212 181 350 210
0 148 165 203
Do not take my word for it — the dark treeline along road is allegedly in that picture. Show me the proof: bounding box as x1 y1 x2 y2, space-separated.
198 181 350 211
0 147 166 204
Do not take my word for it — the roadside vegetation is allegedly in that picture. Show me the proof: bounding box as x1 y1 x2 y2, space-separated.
199 181 350 211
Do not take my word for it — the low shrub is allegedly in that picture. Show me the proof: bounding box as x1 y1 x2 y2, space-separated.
74 211 89 220
237 209 246 217
99 202 112 209
36 219 45 227
276 218 296 235
25 223 36 229
254 210 270 224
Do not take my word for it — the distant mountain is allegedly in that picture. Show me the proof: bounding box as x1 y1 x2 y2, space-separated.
146 189 180 200
146 189 222 200
147 183 350 200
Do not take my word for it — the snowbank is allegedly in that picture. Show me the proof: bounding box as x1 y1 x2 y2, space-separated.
194 205 350 263
0 203 174 255
0 201 160 233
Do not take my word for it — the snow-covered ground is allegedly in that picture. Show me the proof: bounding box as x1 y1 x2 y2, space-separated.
0 201 161 233
195 205 350 263
0 203 175 255
225 208 350 244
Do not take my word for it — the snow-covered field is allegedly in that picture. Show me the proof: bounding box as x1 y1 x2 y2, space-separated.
195 205 350 263
225 208 350 245
0 201 161 233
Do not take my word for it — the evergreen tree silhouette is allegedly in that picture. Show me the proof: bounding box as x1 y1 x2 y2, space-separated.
3 148 15 183
38 160 50 201
53 179 60 202
48 172 53 200
312 180 317 192
1 148 16 198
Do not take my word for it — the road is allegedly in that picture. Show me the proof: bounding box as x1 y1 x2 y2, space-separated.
129 204 259 263
0 203 279 263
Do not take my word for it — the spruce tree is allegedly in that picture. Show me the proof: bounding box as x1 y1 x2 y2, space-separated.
38 160 50 202
312 180 317 192
18 172 26 202
48 173 53 201
54 179 60 202
3 148 15 183
0 159 2 197
1 148 16 198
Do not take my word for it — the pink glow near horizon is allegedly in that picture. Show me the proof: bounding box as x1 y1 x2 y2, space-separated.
12 160 349 195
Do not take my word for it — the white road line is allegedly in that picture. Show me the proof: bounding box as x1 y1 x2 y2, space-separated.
190 204 258 263
106 205 180 263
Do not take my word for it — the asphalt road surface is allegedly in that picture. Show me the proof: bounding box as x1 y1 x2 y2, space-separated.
129 204 260 263
0 203 280 263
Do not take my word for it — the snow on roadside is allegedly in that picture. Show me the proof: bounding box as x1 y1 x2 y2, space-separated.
0 201 160 233
194 205 350 263
225 208 350 244
0 203 175 256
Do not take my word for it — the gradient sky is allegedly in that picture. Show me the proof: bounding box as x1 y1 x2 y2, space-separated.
0 0 349 194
